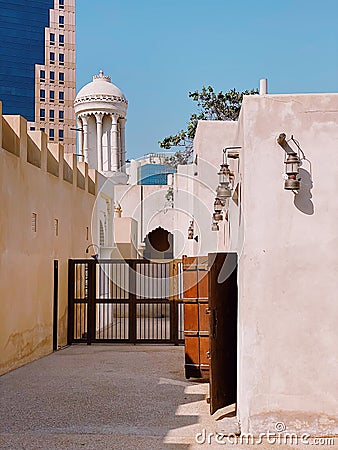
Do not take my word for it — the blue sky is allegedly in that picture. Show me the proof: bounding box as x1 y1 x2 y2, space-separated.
76 0 338 159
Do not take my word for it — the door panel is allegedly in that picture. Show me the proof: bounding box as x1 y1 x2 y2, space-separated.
200 336 210 367
184 303 199 331
183 256 210 379
198 270 209 298
183 271 198 298
184 335 200 375
209 253 238 415
199 304 209 332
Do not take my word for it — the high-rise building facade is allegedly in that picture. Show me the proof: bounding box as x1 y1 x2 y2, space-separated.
0 0 76 152
0 0 54 120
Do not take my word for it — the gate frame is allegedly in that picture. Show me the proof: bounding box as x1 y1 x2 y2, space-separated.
68 258 183 346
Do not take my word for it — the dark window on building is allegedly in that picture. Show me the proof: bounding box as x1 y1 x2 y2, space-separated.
50 33 55 43
59 34 64 45
50 109 54 120
59 91 64 102
30 126 36 131
59 72 64 83
50 90 55 101
59 110 64 121
40 108 45 120
54 219 59 236
59 16 64 26
50 71 55 82
40 70 46 80
31 213 37 232
40 89 45 100
59 0 64 8
59 129 64 140
50 52 55 62
59 53 64 65
49 129 55 140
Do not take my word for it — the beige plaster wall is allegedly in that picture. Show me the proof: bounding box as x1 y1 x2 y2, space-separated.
112 217 138 259
194 120 239 168
192 120 240 255
235 94 338 435
0 109 97 375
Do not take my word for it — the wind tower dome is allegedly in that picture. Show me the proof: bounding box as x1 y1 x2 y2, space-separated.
74 70 128 174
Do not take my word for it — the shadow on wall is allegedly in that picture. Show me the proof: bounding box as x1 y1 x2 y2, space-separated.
294 168 314 215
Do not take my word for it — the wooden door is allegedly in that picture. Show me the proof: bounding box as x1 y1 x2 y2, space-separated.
209 253 238 414
182 256 210 379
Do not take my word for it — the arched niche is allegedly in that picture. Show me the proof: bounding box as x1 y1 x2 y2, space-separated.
143 227 173 260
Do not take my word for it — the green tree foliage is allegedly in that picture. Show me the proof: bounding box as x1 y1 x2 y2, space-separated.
159 86 258 166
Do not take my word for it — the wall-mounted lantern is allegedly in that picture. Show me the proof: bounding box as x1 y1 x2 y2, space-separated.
188 220 194 239
213 198 224 222
284 153 301 190
277 133 302 192
187 220 199 241
211 221 219 232
211 146 241 231
216 164 232 201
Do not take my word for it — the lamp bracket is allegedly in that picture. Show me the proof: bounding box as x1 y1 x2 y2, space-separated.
223 146 242 164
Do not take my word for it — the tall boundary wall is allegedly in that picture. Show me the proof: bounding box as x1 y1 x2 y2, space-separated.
0 102 98 375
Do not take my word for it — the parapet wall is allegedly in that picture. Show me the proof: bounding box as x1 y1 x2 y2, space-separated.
1 111 97 195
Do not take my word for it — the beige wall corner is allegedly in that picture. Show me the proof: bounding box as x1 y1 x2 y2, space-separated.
112 217 138 259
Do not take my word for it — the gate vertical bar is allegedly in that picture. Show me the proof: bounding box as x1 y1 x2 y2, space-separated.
53 260 59 351
87 260 97 345
67 259 75 345
170 260 179 345
129 260 137 343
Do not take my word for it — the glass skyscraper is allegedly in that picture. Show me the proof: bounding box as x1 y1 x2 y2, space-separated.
0 0 76 152
0 1 54 121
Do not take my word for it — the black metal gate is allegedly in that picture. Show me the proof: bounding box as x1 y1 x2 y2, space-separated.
68 259 184 345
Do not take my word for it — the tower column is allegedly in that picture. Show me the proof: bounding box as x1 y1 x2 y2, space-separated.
95 113 103 172
119 118 126 173
77 116 83 157
110 114 119 171
81 115 89 163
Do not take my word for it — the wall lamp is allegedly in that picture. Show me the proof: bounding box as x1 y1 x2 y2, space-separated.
277 134 302 192
211 221 219 232
85 243 99 260
212 146 241 231
187 220 198 242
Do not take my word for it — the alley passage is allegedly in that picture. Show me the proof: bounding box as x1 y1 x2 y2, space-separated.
0 345 210 450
